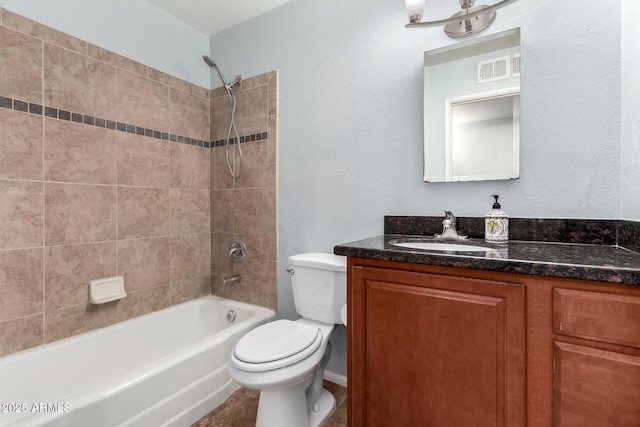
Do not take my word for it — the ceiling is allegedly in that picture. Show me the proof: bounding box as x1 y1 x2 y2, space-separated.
145 0 294 36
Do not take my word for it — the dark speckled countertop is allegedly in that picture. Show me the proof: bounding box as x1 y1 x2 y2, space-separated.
333 217 640 286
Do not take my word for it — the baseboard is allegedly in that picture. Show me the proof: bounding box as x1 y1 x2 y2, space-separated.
323 370 347 387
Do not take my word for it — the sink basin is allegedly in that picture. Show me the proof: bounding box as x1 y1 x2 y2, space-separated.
390 240 492 252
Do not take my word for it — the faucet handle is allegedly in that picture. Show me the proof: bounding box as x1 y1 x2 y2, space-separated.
228 239 246 262
443 210 456 223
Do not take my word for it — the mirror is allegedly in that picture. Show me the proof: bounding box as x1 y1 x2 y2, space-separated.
424 28 521 182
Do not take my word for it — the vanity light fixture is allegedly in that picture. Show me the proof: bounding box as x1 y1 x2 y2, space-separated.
404 0 517 38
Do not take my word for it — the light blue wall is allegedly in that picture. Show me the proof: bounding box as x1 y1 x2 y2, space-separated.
622 0 640 220
209 0 624 376
0 0 210 88
208 0 623 243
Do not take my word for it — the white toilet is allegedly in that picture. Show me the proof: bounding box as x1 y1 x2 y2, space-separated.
228 253 347 427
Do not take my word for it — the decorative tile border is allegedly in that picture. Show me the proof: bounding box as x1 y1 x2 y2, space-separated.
1 94 269 150
211 132 268 147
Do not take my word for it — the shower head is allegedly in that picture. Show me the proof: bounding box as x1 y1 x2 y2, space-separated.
202 55 216 69
202 55 241 93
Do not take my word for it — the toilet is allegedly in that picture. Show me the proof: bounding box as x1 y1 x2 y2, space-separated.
228 253 347 427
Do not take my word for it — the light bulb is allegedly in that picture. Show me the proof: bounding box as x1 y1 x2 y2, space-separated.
405 0 425 23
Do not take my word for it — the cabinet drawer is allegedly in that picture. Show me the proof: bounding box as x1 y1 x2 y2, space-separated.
553 342 640 427
553 288 640 348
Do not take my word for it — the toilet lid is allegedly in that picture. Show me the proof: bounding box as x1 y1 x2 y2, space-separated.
233 319 321 364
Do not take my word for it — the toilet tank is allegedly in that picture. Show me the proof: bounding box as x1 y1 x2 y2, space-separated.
288 253 346 324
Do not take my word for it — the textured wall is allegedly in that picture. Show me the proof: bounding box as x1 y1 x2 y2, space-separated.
0 9 211 357
621 0 640 220
208 0 626 377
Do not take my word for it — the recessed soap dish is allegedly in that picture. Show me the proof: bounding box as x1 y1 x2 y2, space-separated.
89 276 127 304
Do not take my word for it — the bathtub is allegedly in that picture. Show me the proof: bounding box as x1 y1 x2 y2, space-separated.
0 296 275 427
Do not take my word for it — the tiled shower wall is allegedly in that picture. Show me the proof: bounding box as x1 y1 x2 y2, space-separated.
209 72 278 311
0 9 212 357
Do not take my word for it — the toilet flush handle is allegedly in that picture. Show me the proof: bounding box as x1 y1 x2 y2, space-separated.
286 268 294 275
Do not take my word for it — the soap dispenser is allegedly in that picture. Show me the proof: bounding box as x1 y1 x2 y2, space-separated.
485 195 508 244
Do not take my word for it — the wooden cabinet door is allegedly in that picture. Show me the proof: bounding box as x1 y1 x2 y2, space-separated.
553 342 640 427
349 265 525 427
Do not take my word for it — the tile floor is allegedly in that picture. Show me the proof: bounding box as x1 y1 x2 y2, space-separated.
192 381 347 427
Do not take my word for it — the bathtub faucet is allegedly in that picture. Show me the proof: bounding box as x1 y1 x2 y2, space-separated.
229 240 246 262
222 274 241 286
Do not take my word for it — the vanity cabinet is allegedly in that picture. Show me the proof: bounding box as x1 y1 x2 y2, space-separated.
347 259 526 427
347 258 640 427
552 289 640 427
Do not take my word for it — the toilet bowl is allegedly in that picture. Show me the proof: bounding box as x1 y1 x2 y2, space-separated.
228 253 346 427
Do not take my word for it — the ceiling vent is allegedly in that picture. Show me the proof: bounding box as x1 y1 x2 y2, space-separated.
512 54 521 77
478 55 510 83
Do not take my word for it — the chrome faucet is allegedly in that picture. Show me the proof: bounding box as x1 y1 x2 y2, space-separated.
435 211 468 240
228 239 246 262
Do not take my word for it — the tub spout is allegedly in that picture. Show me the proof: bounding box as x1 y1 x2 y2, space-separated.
222 274 241 286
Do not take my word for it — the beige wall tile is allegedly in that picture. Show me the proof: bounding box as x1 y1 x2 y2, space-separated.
87 44 147 77
267 115 278 164
267 71 278 116
148 67 207 99
116 69 170 132
2 9 86 54
117 133 170 188
0 248 43 322
210 95 231 141
233 187 276 235
117 237 170 293
170 143 209 190
191 85 210 100
45 183 116 246
224 278 276 311
117 285 170 321
44 242 117 311
235 85 268 137
117 187 169 239
44 43 115 118
210 86 227 99
234 141 269 189
0 26 42 103
0 314 43 357
45 302 117 343
44 119 117 184
234 232 277 284
210 232 235 279
170 233 211 282
267 260 277 295
169 88 209 140
210 147 235 190
170 189 210 235
0 108 43 180
171 276 210 305
0 180 43 250
210 189 235 233
237 71 274 92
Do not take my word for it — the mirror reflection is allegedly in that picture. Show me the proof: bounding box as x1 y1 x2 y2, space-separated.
424 28 520 182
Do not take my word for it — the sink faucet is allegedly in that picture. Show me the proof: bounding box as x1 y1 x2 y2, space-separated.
435 211 468 240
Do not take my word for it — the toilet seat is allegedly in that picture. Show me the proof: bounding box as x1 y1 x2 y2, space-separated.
232 320 323 373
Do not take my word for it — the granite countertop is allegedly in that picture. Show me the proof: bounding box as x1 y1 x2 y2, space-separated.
334 234 640 286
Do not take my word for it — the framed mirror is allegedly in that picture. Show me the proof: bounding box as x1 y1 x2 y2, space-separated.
424 28 520 182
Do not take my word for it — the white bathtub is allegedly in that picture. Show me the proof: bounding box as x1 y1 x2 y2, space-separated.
0 296 275 427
